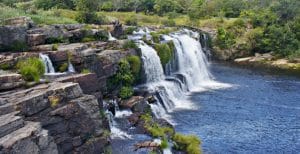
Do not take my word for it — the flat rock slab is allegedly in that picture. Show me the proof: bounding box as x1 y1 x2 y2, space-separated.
0 112 24 138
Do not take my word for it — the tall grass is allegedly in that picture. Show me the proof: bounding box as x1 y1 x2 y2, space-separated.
0 5 77 25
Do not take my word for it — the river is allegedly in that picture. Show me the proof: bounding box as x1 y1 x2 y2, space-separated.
171 63 300 153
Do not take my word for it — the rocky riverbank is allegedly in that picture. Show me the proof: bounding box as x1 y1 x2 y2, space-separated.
0 17 201 154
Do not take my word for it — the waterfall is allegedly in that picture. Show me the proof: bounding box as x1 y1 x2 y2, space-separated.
139 42 164 83
39 53 55 74
138 42 192 117
104 100 132 139
68 61 75 73
166 33 211 90
106 111 132 139
108 32 117 41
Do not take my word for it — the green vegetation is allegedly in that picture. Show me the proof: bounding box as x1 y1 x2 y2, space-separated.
17 57 45 82
108 59 138 99
127 55 142 80
119 86 134 99
81 69 91 74
154 43 173 66
141 114 174 138
125 15 138 26
58 62 68 72
123 40 138 50
173 133 202 154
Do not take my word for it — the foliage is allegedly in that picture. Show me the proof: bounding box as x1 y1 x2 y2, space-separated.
17 57 45 82
125 15 138 26
162 19 176 27
58 62 68 72
45 36 66 44
81 69 91 74
150 32 160 43
141 113 174 138
127 55 142 80
160 138 168 149
173 133 202 154
75 0 100 24
124 27 137 35
108 59 136 99
123 40 138 50
154 44 172 66
216 27 235 49
119 86 134 99
34 0 75 10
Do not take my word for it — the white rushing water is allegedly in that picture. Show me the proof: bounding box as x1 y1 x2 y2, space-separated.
106 111 132 139
68 61 75 73
108 32 117 41
39 53 56 74
138 41 193 120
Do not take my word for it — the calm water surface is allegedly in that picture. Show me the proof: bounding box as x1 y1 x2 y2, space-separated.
171 63 300 153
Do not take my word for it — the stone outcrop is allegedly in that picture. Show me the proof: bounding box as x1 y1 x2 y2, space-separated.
0 74 25 91
0 82 110 154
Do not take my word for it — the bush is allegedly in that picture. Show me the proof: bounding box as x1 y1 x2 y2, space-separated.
125 15 138 26
119 86 134 99
127 55 141 79
81 69 91 74
154 44 172 66
58 62 68 72
162 19 176 27
216 27 236 49
150 32 160 43
45 36 66 44
160 138 169 149
124 27 137 35
17 57 45 82
123 40 138 50
173 133 202 154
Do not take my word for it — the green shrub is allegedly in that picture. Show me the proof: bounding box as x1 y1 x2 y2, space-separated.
45 36 66 44
0 63 11 70
76 11 107 24
162 19 176 27
123 40 138 50
160 138 169 149
17 57 45 82
173 133 202 154
216 27 236 49
127 55 141 80
125 15 138 26
124 27 137 35
154 44 172 66
52 44 59 50
119 86 134 99
150 32 160 43
58 62 68 72
81 69 91 74
81 36 96 42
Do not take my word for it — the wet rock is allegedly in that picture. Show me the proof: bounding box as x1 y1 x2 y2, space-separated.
134 141 160 151
132 100 151 113
0 74 25 91
111 21 124 38
119 96 144 109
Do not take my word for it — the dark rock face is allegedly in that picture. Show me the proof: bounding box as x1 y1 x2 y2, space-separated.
0 82 110 154
111 21 124 38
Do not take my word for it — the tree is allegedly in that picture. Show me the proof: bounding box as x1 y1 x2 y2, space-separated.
75 0 100 23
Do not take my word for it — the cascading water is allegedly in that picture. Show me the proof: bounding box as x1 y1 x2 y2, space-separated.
108 32 117 41
39 53 56 74
68 61 75 73
104 100 132 139
171 34 212 90
138 42 192 121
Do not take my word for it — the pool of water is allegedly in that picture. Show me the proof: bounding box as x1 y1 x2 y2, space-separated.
171 63 300 153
